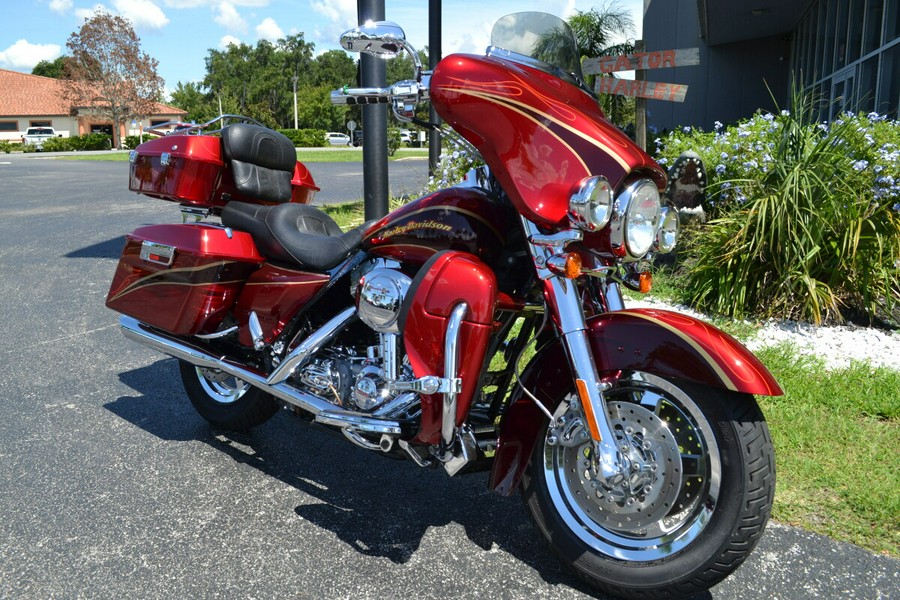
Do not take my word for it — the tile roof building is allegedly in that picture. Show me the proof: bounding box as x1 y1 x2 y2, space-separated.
0 68 186 141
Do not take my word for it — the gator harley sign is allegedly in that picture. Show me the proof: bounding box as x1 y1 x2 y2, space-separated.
584 48 699 103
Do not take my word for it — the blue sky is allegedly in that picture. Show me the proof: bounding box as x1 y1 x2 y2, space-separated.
1 0 642 97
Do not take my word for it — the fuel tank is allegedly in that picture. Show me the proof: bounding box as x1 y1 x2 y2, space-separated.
430 54 666 228
362 186 520 274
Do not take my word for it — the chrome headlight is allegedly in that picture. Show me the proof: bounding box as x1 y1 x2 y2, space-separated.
655 206 679 253
568 176 613 231
610 179 662 260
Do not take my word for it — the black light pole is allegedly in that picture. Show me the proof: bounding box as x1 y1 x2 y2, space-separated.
428 0 442 176
358 0 389 220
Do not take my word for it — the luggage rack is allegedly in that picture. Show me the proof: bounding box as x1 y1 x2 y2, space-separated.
143 114 267 137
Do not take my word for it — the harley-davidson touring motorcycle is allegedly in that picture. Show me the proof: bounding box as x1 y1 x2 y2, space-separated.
107 12 781 599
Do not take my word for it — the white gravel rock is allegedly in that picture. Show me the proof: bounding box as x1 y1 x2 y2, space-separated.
627 297 900 372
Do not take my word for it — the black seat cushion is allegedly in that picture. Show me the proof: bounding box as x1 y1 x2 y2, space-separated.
222 124 296 203
222 201 368 271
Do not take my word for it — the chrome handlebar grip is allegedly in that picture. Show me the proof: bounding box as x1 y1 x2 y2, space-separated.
330 87 392 105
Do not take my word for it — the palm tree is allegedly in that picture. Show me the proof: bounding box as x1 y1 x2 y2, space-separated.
568 2 636 127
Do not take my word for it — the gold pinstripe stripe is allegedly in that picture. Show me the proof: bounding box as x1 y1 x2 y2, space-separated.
108 277 246 303
441 84 632 172
108 260 234 303
370 243 440 256
615 309 738 392
245 279 330 287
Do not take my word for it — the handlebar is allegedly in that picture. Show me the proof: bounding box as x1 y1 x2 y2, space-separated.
330 86 392 105
330 77 430 122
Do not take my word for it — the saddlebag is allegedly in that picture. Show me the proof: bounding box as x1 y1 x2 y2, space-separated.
106 224 264 335
128 126 319 209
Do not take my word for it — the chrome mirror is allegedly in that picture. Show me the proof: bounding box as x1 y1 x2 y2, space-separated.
340 21 408 57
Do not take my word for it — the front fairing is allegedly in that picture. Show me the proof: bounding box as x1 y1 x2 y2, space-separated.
430 53 665 228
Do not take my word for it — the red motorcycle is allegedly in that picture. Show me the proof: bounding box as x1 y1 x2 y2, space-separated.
108 12 781 599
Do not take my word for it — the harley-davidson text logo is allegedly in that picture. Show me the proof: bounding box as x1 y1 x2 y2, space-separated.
381 220 453 239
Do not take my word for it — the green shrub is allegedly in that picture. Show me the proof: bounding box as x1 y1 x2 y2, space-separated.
656 91 900 325
0 140 15 153
124 134 158 149
40 136 72 152
387 127 401 156
277 128 327 148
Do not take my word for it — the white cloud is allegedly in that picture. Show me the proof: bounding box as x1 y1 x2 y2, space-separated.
49 0 73 14
255 17 283 42
310 0 355 25
0 39 62 70
219 34 241 48
214 2 247 33
113 0 170 29
163 0 268 7
75 4 108 22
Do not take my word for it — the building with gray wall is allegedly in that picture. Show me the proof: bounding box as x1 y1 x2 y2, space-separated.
643 0 900 132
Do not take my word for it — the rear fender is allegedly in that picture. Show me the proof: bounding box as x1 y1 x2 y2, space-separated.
488 308 782 495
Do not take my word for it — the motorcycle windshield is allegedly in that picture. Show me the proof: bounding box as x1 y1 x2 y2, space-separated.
489 12 585 87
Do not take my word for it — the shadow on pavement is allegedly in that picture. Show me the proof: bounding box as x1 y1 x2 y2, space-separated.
106 360 654 599
66 236 126 259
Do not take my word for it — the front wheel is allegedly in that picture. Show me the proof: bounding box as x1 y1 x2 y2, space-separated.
522 372 775 599
179 360 279 431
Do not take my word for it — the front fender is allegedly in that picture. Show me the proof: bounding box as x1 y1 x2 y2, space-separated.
488 308 782 495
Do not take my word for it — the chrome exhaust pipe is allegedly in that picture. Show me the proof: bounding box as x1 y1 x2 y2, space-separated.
119 316 402 435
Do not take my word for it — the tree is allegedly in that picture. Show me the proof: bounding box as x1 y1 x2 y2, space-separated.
32 56 69 78
312 50 357 87
568 2 636 127
169 81 216 123
65 10 164 149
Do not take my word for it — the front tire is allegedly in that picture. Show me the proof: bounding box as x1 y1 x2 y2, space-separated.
178 360 279 431
522 372 774 599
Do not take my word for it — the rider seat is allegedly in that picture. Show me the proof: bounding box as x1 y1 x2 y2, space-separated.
221 201 368 271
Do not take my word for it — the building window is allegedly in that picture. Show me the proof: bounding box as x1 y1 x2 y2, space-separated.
29 120 52 127
0 121 18 132
150 119 168 127
91 124 113 135
864 0 885 54
878 44 900 118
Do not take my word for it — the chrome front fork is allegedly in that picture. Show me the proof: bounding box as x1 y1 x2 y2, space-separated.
522 217 622 475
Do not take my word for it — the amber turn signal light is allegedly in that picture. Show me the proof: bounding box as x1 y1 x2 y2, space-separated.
546 252 583 279
639 271 653 293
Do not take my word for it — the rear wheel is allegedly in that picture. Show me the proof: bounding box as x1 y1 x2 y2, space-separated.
522 372 774 599
178 360 279 430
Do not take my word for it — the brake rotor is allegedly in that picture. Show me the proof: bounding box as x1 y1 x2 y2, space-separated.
564 401 683 532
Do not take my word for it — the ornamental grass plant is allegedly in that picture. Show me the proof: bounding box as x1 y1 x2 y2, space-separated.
656 90 900 325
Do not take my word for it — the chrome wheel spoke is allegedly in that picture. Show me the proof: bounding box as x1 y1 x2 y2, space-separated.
196 367 250 404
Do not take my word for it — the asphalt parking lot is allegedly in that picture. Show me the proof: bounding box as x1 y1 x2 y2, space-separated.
0 155 897 599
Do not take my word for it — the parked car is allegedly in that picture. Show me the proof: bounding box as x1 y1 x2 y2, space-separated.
352 130 363 147
399 129 412 146
326 132 351 146
22 127 60 151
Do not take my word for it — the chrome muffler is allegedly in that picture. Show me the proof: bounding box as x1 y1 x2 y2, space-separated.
119 316 402 435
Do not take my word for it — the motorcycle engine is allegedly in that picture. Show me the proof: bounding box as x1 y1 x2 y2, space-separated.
294 261 417 415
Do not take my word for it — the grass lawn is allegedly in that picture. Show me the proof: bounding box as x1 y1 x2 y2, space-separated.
626 268 900 557
52 147 430 162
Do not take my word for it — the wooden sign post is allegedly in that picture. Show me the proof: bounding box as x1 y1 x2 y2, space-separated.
584 45 699 150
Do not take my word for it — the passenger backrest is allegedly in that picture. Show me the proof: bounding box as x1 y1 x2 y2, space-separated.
221 123 296 203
